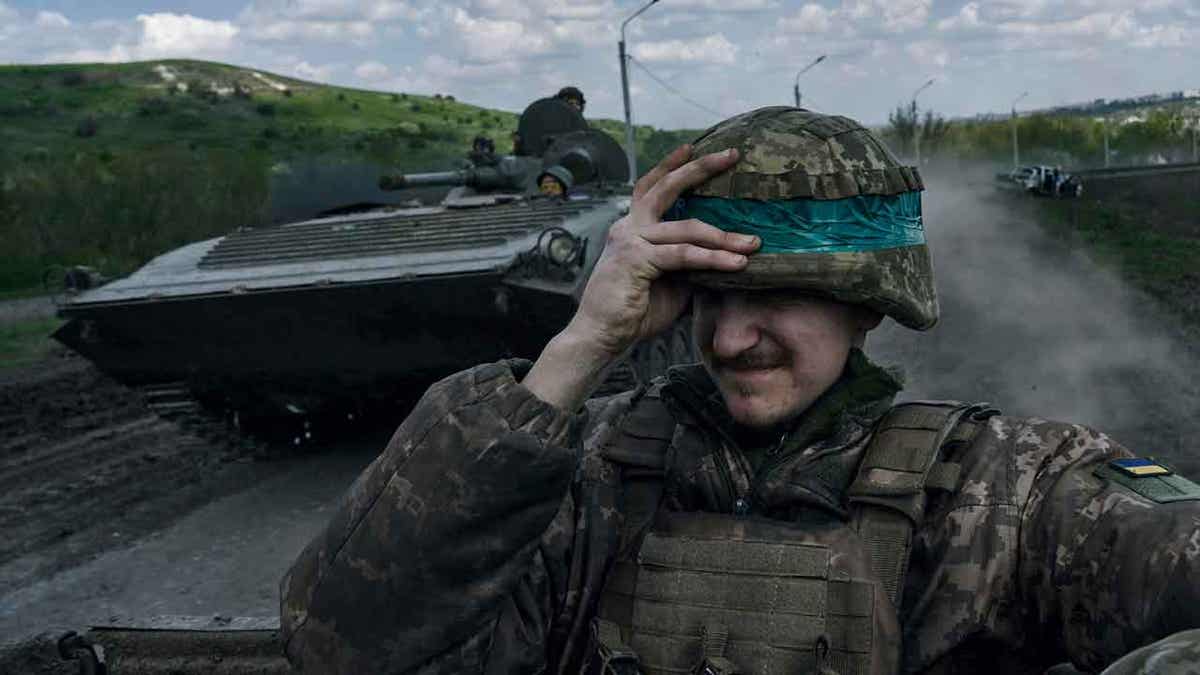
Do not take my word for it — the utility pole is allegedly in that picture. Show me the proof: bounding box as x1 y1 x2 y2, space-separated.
793 54 826 108
619 0 660 184
912 78 934 167
1185 117 1195 162
1103 120 1111 168
1011 91 1028 170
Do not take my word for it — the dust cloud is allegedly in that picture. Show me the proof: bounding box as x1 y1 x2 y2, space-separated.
868 169 1200 469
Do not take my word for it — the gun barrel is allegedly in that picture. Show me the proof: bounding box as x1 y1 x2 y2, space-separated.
378 170 470 190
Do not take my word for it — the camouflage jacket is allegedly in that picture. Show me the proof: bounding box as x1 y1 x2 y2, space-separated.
280 358 1200 674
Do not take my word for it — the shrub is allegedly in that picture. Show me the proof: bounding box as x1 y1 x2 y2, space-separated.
282 88 293 97
390 93 400 103
137 97 170 117
261 127 279 139
351 102 360 111
256 102 276 116
409 102 422 112
336 93 346 102
61 71 85 87
75 115 98 138
408 138 427 150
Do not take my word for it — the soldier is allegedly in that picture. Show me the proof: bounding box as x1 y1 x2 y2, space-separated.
280 108 1200 674
467 135 497 166
557 86 586 114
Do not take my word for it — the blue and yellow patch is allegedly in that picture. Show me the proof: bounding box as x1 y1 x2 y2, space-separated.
1109 457 1172 477
1095 457 1200 504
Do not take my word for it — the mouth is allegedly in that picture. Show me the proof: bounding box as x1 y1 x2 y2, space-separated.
720 364 785 381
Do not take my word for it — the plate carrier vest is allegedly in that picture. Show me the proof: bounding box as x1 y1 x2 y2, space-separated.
587 389 997 675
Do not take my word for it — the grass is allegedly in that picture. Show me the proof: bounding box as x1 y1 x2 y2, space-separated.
1039 197 1200 324
0 318 65 369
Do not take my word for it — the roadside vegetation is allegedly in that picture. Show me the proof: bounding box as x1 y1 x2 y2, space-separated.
884 103 1200 168
0 318 64 368
1034 177 1200 327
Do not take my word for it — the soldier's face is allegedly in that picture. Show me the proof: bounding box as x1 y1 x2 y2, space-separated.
693 290 870 429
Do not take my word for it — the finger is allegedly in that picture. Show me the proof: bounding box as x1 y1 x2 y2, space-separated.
633 144 692 201
639 148 739 219
645 243 749 274
641 219 760 253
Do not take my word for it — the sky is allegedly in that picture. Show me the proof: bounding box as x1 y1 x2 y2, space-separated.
1 0 1198 128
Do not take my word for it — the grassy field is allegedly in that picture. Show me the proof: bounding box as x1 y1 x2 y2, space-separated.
0 318 64 369
0 59 696 295
1038 193 1200 327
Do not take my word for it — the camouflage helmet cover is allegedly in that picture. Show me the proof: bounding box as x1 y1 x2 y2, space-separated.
684 106 938 330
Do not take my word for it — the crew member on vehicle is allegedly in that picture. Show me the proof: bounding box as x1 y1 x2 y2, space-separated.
280 107 1200 674
556 86 586 115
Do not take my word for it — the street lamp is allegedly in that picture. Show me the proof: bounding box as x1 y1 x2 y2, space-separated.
911 78 934 167
619 0 660 184
793 54 826 108
1011 91 1028 170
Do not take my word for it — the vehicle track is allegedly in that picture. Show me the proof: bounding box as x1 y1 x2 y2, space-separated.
0 353 271 597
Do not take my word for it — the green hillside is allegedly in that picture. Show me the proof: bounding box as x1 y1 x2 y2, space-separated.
0 59 697 294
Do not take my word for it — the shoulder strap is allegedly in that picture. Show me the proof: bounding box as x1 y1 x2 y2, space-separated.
594 384 679 644
848 401 997 609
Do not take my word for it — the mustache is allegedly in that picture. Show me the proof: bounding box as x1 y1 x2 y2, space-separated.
713 347 791 371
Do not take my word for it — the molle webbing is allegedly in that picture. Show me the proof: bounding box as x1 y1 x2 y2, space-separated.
848 402 996 607
624 532 874 675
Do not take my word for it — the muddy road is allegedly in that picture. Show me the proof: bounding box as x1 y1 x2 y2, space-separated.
2 175 1199 670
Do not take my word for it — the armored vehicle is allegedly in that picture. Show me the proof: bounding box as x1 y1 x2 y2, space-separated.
53 97 693 428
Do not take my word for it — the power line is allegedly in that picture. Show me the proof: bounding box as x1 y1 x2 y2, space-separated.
627 56 724 120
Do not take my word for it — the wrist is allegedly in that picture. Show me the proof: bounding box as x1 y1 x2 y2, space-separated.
523 327 622 412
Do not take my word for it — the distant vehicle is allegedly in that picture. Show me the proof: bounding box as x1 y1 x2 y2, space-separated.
996 165 1084 197
52 97 693 430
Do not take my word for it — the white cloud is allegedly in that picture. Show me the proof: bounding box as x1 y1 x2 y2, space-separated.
633 33 739 65
779 4 832 33
1130 22 1193 48
905 40 948 67
354 59 390 80
134 13 239 56
997 11 1137 40
35 11 71 28
292 60 336 81
449 8 553 62
0 1 16 21
247 19 373 41
667 0 778 11
937 2 982 31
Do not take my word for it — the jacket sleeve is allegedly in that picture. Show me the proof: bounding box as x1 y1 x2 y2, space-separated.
1019 423 1200 671
279 360 595 673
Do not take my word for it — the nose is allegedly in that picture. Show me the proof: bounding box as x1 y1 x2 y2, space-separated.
710 295 761 359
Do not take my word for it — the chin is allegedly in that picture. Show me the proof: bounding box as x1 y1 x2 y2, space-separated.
722 390 803 429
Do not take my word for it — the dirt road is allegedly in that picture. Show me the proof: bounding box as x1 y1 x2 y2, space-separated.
2 176 1198 671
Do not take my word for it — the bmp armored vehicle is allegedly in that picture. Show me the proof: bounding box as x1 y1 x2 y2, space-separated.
53 97 692 427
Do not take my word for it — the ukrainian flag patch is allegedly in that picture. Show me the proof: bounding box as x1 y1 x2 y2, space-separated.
1095 457 1200 503
1109 458 1172 477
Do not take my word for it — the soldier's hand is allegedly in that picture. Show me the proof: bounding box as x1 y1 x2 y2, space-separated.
523 145 758 410
567 145 759 358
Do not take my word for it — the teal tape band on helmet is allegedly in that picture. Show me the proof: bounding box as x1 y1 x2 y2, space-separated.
669 191 925 254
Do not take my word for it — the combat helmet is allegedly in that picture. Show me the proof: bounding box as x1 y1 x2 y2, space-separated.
680 106 937 330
